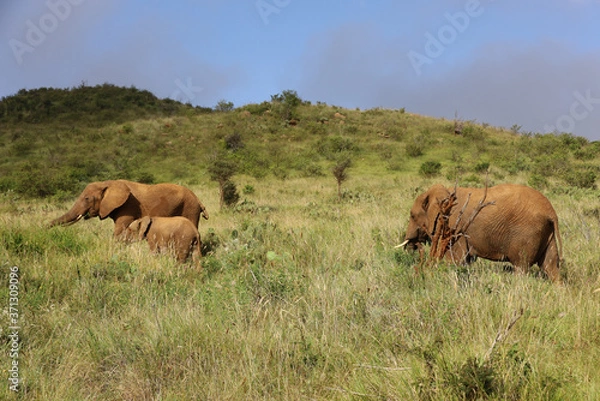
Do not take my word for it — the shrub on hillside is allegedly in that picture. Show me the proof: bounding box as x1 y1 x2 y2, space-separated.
406 137 425 158
224 132 244 151
270 90 303 121
419 161 442 177
316 136 358 160
563 169 597 189
473 161 490 173
240 102 271 115
528 173 549 190
214 100 234 112
223 180 240 207
208 154 239 208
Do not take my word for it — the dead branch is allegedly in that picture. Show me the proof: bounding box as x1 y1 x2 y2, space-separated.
452 192 472 231
429 190 457 261
484 308 524 362
461 182 495 235
428 181 495 264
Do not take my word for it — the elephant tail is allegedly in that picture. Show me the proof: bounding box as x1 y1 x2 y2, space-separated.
553 217 563 265
200 204 209 220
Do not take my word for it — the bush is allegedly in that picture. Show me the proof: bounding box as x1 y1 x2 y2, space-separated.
224 132 244 151
419 161 442 177
136 172 156 184
121 123 134 134
564 169 597 189
473 161 490 173
301 163 325 177
223 180 240 207
317 136 357 158
528 173 549 190
214 100 234 112
240 102 271 115
406 138 425 158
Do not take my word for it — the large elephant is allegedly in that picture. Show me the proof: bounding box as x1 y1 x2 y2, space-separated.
124 216 202 264
49 180 208 237
402 184 562 282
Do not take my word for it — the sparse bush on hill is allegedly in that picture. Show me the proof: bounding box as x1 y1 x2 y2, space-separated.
316 136 358 160
528 173 549 190
224 132 245 151
270 89 303 121
222 180 240 207
332 158 351 201
473 161 490 173
240 101 271 115
406 136 425 157
563 168 597 189
215 99 235 112
419 161 442 177
208 153 239 209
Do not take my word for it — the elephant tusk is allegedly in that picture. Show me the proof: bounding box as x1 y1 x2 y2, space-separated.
65 215 84 226
394 240 410 249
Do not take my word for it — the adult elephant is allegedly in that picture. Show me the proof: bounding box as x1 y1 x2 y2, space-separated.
402 184 562 282
49 180 208 237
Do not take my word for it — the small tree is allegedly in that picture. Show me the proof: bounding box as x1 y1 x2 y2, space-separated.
207 155 238 209
214 99 234 112
270 89 302 121
222 180 240 207
332 159 351 201
224 132 244 151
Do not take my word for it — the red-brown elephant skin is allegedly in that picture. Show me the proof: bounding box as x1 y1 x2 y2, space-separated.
403 184 562 282
124 216 202 264
49 180 208 237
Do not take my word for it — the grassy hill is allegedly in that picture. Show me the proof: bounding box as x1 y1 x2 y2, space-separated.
2 84 599 199
1 85 600 399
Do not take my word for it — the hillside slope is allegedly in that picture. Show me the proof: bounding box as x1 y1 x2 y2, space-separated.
1 85 598 198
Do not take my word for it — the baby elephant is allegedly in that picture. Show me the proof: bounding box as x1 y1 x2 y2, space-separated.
125 216 201 264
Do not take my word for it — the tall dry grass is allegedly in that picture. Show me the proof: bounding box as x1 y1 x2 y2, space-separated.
1 175 600 400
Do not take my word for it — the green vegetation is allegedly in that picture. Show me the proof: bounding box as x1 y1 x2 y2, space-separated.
1 85 600 399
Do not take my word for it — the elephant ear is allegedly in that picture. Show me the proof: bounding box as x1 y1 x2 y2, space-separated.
99 181 131 219
138 216 152 240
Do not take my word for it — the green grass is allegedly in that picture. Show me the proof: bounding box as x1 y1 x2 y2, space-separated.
1 174 600 400
1 85 600 399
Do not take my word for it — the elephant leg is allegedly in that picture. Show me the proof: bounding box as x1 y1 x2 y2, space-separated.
114 216 135 238
176 245 189 263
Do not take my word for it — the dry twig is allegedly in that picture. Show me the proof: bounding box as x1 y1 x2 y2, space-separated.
484 308 524 362
428 182 495 264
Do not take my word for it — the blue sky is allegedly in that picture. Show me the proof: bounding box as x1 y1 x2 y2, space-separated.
2 0 600 139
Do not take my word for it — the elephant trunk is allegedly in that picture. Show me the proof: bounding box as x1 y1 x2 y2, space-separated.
49 209 85 227
402 227 430 251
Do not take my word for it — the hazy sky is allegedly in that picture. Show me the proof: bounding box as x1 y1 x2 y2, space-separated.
2 1 600 139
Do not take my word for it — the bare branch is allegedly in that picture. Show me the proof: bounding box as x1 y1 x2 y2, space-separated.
484 308 524 362
427 180 495 264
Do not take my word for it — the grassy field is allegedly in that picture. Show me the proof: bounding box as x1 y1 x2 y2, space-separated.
2 173 600 400
1 86 600 399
